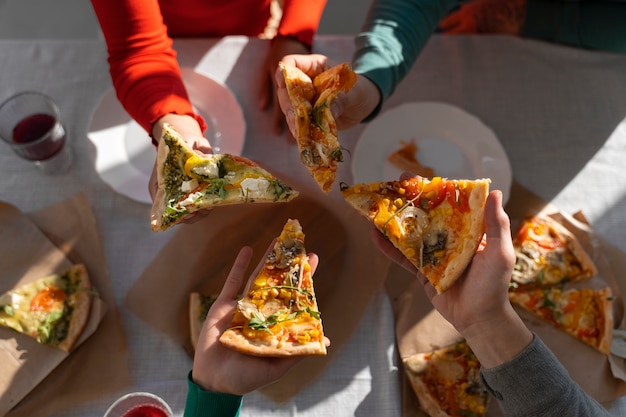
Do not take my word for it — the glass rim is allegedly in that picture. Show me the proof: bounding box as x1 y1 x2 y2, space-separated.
103 391 173 417
0 91 62 147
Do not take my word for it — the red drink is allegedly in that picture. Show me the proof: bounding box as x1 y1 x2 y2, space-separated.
12 113 65 160
121 404 170 417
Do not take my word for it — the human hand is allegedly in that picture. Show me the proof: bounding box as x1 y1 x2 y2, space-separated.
191 245 328 395
275 54 381 141
438 0 527 35
258 36 309 135
149 113 213 223
372 189 532 366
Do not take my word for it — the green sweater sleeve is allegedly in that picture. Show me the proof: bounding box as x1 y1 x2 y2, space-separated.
522 0 626 53
352 0 459 119
184 372 243 417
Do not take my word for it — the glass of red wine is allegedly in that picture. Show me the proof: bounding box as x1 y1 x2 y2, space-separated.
0 91 72 174
104 392 173 417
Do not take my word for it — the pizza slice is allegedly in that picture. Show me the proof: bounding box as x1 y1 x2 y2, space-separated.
388 139 435 178
0 264 93 352
151 124 299 231
219 219 326 357
510 215 597 290
509 286 613 354
280 62 357 193
403 340 490 417
189 292 219 351
341 176 490 293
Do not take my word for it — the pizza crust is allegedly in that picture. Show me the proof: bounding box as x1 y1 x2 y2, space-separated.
220 328 326 357
189 293 203 351
404 355 453 417
434 180 489 293
596 287 614 355
56 264 92 352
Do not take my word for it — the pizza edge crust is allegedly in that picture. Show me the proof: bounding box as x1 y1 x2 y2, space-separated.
403 354 455 417
57 264 93 352
189 292 203 352
434 179 490 293
219 327 326 357
547 215 599 280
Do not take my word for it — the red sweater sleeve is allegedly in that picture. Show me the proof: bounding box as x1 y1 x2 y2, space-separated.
278 0 327 48
90 0 205 136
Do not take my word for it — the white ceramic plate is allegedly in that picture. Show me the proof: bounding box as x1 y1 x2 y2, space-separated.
352 102 512 203
87 67 246 204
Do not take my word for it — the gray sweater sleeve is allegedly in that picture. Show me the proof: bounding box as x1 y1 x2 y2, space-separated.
480 334 610 417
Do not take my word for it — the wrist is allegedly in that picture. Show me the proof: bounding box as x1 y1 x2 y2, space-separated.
461 305 533 369
355 75 383 123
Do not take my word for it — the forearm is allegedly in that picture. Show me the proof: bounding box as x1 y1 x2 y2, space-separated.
462 304 532 369
90 0 203 135
352 0 459 118
480 334 611 417
184 371 243 417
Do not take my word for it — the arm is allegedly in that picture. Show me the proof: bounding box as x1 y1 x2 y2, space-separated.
90 0 205 137
185 246 329 415
480 334 610 417
372 189 610 416
352 0 460 120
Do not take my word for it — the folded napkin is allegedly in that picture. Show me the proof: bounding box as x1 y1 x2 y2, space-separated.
389 181 626 417
125 182 390 402
0 194 131 417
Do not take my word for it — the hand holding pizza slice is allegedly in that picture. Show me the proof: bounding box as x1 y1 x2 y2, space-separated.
341 176 490 293
280 61 357 193
151 124 299 231
219 219 327 357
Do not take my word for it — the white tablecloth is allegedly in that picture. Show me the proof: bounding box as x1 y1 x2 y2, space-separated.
1 34 626 416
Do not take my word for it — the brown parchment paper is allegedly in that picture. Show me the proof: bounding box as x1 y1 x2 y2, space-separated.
0 194 131 417
389 181 626 417
125 183 390 402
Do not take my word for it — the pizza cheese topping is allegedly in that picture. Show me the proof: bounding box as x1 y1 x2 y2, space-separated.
220 219 326 356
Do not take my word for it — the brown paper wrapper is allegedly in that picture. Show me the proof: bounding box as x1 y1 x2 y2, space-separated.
392 181 626 417
125 183 390 402
0 194 131 417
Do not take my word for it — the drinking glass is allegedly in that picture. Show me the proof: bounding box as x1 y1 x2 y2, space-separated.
103 392 173 417
0 91 72 174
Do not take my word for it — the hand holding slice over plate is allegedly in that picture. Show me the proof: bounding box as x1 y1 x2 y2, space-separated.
352 102 512 204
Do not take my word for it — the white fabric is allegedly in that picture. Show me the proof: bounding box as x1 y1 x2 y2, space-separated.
1 35 626 416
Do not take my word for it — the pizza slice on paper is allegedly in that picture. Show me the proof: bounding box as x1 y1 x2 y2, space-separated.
510 215 597 290
404 340 490 417
0 264 93 352
509 286 613 354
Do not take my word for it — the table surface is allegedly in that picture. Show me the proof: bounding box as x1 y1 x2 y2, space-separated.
1 34 626 417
